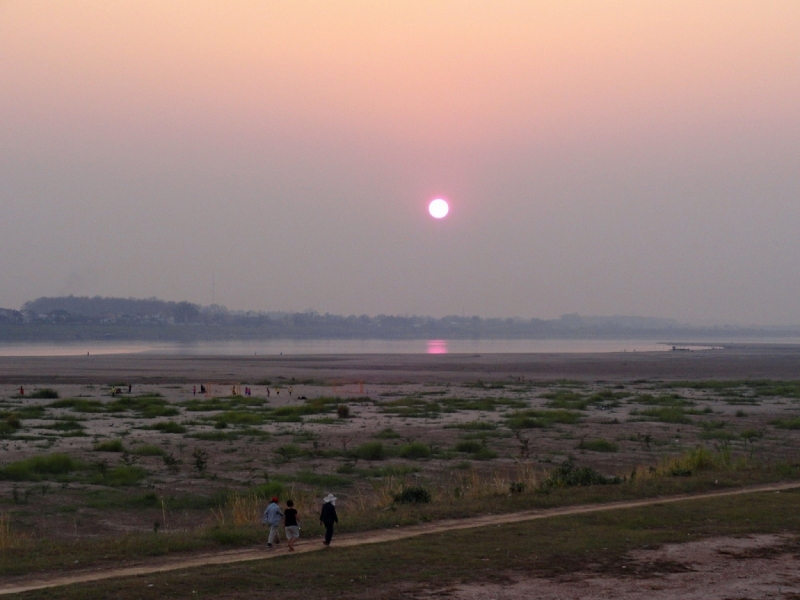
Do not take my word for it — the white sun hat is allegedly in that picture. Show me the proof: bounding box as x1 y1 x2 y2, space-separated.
323 493 337 505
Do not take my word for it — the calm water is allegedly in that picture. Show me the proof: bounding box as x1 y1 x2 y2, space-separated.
0 339 729 357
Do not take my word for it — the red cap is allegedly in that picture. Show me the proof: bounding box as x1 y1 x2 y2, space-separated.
271 496 279 502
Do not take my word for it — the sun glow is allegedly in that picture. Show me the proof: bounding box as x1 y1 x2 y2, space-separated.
428 198 449 219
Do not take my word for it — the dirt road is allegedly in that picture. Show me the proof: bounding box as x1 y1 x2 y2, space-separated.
3 480 799 596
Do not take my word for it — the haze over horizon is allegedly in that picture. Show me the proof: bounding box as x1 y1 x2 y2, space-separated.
2 2 799 325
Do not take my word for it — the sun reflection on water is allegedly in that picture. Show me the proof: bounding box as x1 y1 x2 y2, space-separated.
427 339 448 354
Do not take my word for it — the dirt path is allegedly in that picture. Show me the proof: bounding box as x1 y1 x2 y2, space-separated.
3 480 799 596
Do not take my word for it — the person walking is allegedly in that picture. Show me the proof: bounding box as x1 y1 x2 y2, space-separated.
284 499 300 551
262 496 284 548
319 493 338 546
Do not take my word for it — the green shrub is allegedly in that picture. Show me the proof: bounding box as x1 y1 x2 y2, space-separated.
399 442 432 460
543 459 621 488
273 444 308 460
772 418 800 430
45 418 85 432
132 444 167 457
471 447 498 460
506 409 582 429
92 465 148 487
0 453 83 481
108 394 178 418
30 388 59 399
454 440 484 453
578 439 618 453
393 486 431 504
250 481 286 499
152 422 187 434
337 404 350 418
639 407 691 424
374 428 400 439
353 442 386 461
93 439 125 452
1 414 21 433
451 421 497 431
49 398 105 413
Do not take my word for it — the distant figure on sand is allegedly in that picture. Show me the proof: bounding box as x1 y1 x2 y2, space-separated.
193 386 196 396
262 496 284 548
19 386 24 396
284 499 300 551
200 384 206 394
266 388 270 397
288 387 293 397
319 494 338 546
128 384 132 394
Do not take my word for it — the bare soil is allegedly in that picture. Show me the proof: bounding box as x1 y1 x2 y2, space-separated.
434 533 800 599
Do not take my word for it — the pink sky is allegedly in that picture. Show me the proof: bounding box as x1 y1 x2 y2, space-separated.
2 2 799 323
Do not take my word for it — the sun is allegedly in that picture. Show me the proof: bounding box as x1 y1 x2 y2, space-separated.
428 198 449 219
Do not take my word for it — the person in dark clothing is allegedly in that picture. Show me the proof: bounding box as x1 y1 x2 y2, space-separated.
319 494 338 546
284 499 300 552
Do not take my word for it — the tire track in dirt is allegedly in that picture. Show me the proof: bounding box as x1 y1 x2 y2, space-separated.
3 480 799 596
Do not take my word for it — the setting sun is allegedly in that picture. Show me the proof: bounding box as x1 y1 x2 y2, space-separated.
428 198 449 219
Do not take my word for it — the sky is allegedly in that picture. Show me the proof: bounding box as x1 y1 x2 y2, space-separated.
1 1 799 324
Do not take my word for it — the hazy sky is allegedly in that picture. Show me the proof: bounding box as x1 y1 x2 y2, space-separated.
2 2 799 324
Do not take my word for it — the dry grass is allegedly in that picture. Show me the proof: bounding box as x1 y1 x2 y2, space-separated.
0 512 29 550
444 462 542 500
630 446 751 482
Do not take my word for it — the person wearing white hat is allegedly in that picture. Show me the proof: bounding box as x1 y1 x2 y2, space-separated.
319 493 338 546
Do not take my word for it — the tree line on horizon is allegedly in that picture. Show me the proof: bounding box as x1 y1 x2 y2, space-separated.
0 295 796 341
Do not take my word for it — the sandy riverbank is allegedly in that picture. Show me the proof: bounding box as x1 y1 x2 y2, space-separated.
1 344 799 385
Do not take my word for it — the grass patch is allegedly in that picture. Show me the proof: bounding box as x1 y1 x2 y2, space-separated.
637 407 692 424
379 397 441 418
131 444 166 457
42 418 85 432
150 422 187 434
273 444 310 460
353 441 386 461
49 398 106 413
454 440 484 453
107 394 178 418
577 438 618 452
438 396 527 412
543 389 628 410
0 453 83 481
273 470 352 488
0 406 45 420
631 393 693 407
181 396 268 411
506 409 582 429
374 428 401 439
398 442 432 460
28 389 59 399
772 417 800 430
543 459 621 487
91 465 148 487
448 420 498 431
212 411 266 426
354 465 420 478
93 439 126 452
